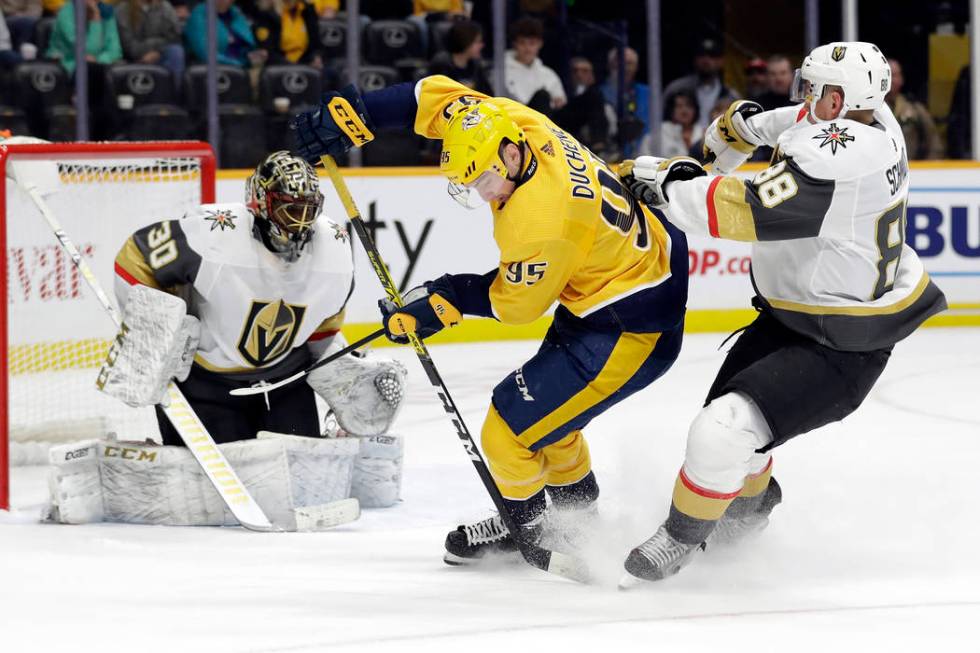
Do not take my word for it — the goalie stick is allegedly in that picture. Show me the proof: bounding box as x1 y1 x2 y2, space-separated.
320 155 590 583
229 328 385 397
20 181 279 533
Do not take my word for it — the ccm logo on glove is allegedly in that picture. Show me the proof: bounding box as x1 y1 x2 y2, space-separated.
327 97 374 147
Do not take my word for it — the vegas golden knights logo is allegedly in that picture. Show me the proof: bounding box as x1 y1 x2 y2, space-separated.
237 300 307 366
831 46 847 62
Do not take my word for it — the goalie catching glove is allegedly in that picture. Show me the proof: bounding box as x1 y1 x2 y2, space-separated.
620 156 707 209
702 99 765 174
379 275 463 344
96 285 200 407
290 85 375 163
306 336 407 436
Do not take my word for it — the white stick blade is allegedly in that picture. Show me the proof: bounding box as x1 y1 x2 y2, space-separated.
294 498 361 531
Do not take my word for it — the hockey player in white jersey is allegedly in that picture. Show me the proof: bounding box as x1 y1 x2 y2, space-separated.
619 41 947 583
39 151 409 528
106 150 406 445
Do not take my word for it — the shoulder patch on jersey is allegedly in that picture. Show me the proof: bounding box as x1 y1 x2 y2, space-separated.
811 122 856 155
440 95 481 121
203 208 237 231
329 221 349 243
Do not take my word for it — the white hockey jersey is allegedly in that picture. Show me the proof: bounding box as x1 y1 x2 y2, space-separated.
664 103 946 351
114 203 354 378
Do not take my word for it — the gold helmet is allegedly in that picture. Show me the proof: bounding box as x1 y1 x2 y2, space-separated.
246 151 323 261
440 102 524 187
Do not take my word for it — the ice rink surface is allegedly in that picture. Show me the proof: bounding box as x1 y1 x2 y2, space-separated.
2 327 979 652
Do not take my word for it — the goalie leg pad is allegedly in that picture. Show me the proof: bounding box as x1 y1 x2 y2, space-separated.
46 441 104 524
307 341 407 436
351 434 404 508
46 436 359 529
96 284 200 408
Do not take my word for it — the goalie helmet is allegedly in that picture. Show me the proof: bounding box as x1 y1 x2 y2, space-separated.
246 151 323 261
791 41 891 113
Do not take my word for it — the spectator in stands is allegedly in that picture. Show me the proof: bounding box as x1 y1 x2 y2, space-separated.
750 54 793 110
115 0 184 80
640 90 698 158
744 57 767 98
314 0 337 18
503 16 565 115
408 0 465 51
251 0 323 68
948 64 970 159
554 56 610 153
184 0 255 67
1 0 41 53
0 8 23 69
601 46 649 158
46 0 121 74
663 37 738 130
46 0 121 138
428 18 490 94
42 0 62 16
887 57 943 160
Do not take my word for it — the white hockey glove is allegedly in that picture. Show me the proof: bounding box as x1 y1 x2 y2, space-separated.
621 156 707 209
307 339 408 436
96 285 200 408
703 100 765 174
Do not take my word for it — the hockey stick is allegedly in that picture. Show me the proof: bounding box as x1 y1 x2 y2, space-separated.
294 497 360 531
229 327 385 397
320 155 590 583
22 182 279 533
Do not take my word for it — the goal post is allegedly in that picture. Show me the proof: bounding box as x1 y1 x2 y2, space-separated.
0 141 216 511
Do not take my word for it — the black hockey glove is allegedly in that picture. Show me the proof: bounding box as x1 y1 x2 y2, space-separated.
290 85 376 163
379 276 463 344
620 156 707 208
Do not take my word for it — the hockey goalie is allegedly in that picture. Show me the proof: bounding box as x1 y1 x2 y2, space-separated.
45 150 408 530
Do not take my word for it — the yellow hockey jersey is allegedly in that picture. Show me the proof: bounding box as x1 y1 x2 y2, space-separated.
414 76 686 332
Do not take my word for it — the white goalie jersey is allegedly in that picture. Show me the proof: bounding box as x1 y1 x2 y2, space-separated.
114 203 355 377
664 103 946 351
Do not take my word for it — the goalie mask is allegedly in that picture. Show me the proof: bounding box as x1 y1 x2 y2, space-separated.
246 151 324 261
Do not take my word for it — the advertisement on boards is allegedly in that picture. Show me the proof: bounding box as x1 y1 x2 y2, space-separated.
215 164 980 326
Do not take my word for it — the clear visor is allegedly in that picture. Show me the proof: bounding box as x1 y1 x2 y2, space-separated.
465 170 508 202
269 191 322 237
790 69 816 103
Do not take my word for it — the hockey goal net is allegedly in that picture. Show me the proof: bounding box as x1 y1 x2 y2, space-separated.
1 141 216 510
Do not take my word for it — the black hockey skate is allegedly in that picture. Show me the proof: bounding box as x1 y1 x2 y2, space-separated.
443 513 542 565
621 524 705 585
707 477 782 548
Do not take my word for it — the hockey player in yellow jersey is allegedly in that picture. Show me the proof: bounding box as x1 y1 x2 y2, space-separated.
292 75 690 565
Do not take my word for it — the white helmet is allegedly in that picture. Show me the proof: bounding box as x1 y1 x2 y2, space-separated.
791 41 890 112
